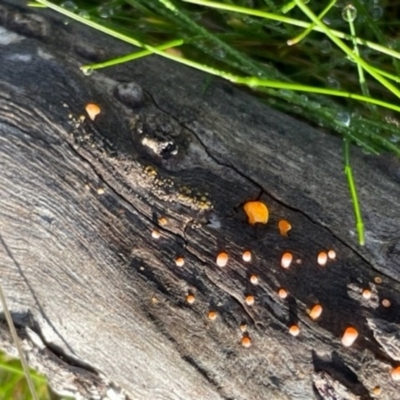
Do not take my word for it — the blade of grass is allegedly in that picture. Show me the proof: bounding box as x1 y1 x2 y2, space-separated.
182 0 400 62
343 137 365 245
0 278 38 400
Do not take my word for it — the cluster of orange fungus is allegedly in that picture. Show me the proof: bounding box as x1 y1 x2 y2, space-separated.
289 325 300 337
216 252 229 267
208 311 218 321
278 288 288 299
281 252 293 269
250 274 259 285
391 366 400 381
245 295 255 306
186 294 195 304
362 289 372 300
341 327 358 347
241 336 252 348
328 249 336 260
308 304 323 320
317 251 328 266
175 257 185 267
242 250 252 262
85 102 101 121
278 220 292 237
243 201 269 225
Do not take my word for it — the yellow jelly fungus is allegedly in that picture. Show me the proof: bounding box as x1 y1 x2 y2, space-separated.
175 257 185 267
278 288 288 299
289 325 300 336
328 249 336 260
85 102 101 121
281 252 293 269
240 323 247 332
208 311 218 320
245 295 255 306
186 294 195 304
243 201 269 225
158 217 168 226
242 250 252 262
317 251 328 266
216 252 229 267
308 304 323 320
278 219 292 237
241 335 252 348
391 367 400 381
372 386 381 395
250 274 259 285
362 289 372 299
341 327 358 347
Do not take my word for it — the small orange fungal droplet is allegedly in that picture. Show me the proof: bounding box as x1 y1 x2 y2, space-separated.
250 274 259 285
242 250 252 262
243 201 269 225
391 366 400 381
328 249 336 260
362 289 372 299
241 335 252 348
245 295 255 306
278 288 288 299
281 252 293 269
382 299 391 308
240 323 247 332
175 257 185 267
278 219 292 237
151 230 161 239
85 102 101 121
289 325 300 336
308 304 323 320
208 310 218 320
372 386 381 395
216 252 229 267
317 251 328 266
158 217 168 226
341 327 358 347
374 276 382 284
186 294 195 304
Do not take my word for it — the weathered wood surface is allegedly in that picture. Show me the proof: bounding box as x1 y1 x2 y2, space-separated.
1 2 400 399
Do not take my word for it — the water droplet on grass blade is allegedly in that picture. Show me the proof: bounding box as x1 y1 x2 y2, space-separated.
342 4 357 22
79 10 91 19
61 1 78 12
320 39 332 54
97 5 114 19
336 111 351 127
81 66 93 76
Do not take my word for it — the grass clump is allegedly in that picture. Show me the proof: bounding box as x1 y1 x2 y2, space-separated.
29 0 400 244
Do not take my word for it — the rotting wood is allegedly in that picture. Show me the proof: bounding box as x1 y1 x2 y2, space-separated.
1 2 400 399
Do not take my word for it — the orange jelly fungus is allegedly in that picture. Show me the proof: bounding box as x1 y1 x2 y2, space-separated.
341 327 358 347
382 299 391 308
216 252 229 267
391 366 400 381
243 201 269 225
328 249 336 260
362 289 372 299
208 311 218 321
250 274 259 285
241 336 252 348
242 250 252 262
317 251 328 266
309 304 323 320
158 217 168 226
278 288 288 299
245 295 255 306
372 386 381 395
151 230 161 239
281 252 293 269
289 325 300 337
186 294 195 304
175 257 185 267
278 220 292 237
85 102 101 121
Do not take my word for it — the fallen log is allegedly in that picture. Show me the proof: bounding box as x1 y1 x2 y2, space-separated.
1 1 400 399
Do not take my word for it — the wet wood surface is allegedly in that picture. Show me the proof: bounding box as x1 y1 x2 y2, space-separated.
1 1 400 399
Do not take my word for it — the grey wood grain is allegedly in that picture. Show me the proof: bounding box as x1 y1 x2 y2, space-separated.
0 2 400 399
